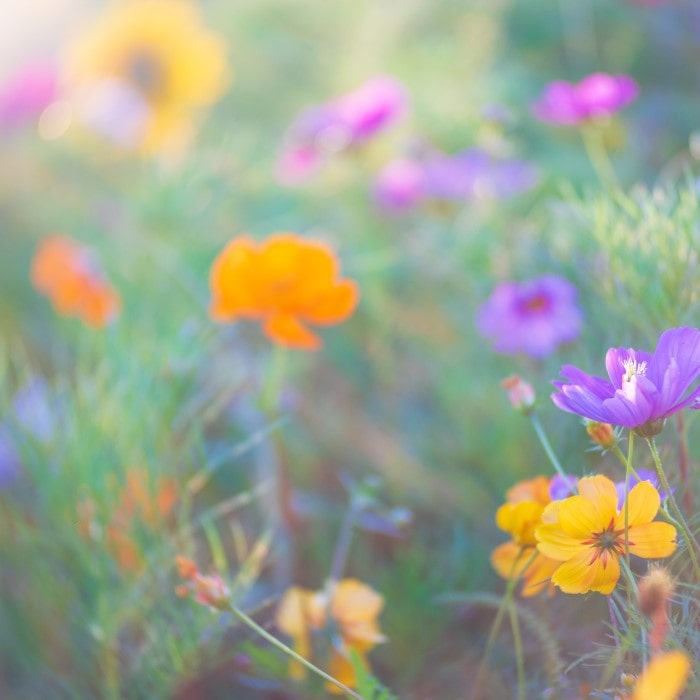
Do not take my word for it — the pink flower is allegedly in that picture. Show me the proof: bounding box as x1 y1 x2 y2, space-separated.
0 63 58 128
532 73 638 126
372 158 425 213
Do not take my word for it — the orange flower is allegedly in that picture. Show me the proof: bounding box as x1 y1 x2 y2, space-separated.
31 234 120 327
491 475 560 597
175 556 230 610
630 651 691 700
275 578 386 692
209 233 359 350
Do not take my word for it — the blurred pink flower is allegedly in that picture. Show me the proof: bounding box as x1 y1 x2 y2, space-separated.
373 158 425 212
532 73 638 126
0 63 58 128
275 76 408 186
476 275 582 359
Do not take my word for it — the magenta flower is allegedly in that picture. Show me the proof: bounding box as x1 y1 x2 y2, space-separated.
0 62 58 129
373 158 425 213
532 73 638 126
552 327 700 435
476 275 582 359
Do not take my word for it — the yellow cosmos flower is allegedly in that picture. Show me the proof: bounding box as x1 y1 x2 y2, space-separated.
631 651 691 700
536 475 677 595
275 579 386 692
66 0 228 152
491 475 560 597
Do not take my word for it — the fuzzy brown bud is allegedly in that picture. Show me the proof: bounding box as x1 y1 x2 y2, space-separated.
585 421 616 449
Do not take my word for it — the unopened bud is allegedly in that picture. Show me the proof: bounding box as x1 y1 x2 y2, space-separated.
638 566 674 618
501 375 535 413
586 421 616 449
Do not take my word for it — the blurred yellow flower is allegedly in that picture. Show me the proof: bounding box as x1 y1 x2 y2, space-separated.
491 475 560 597
66 0 228 152
275 578 386 692
536 475 677 595
631 651 690 700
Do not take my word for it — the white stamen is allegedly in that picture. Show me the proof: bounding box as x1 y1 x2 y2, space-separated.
621 358 647 383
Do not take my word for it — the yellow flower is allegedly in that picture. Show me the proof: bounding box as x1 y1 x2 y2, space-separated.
275 579 385 692
631 651 691 700
66 0 228 153
536 475 677 595
491 475 560 597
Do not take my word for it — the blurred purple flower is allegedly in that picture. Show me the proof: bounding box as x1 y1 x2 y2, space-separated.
614 469 667 508
476 275 582 359
275 76 408 186
0 62 58 128
0 379 56 489
549 473 578 500
552 327 700 434
532 73 638 126
373 158 425 213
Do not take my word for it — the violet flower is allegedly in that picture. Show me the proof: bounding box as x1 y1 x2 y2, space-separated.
476 275 582 359
614 469 667 508
532 73 638 126
549 473 578 500
551 327 700 436
373 158 426 213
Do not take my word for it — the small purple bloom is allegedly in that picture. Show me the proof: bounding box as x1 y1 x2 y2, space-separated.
0 62 58 129
552 327 700 434
614 469 667 509
549 474 578 500
476 275 583 359
532 73 638 126
373 158 425 213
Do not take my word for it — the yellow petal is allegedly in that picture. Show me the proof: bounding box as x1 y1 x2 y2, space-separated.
550 548 599 594
491 542 529 580
275 586 315 638
577 475 618 524
495 501 544 545
587 550 620 595
628 522 677 559
633 651 691 700
521 553 560 597
331 579 384 625
617 480 660 528
535 523 583 561
557 495 604 538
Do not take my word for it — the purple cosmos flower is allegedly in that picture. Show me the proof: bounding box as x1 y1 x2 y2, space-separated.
423 149 539 201
549 473 578 500
532 73 638 126
0 62 58 129
614 469 668 508
551 327 700 435
372 158 426 213
476 275 583 359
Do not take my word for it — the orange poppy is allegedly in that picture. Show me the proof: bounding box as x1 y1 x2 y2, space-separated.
209 233 359 350
31 234 120 327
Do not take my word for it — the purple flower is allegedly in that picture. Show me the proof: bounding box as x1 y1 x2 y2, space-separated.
476 275 583 359
532 73 638 126
614 469 667 508
423 149 539 201
373 158 425 213
551 327 700 434
0 62 58 129
549 474 578 500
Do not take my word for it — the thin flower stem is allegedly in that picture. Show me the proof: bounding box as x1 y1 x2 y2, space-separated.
623 431 635 567
470 550 538 700
225 601 364 700
329 497 358 583
528 413 570 486
507 601 526 700
675 413 692 512
581 124 621 192
610 443 644 483
646 438 700 581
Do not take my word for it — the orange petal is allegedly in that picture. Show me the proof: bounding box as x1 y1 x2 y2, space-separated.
578 475 618 524
302 280 359 325
535 523 582 561
550 548 600 594
331 579 384 625
633 651 691 700
557 495 605 539
263 314 320 350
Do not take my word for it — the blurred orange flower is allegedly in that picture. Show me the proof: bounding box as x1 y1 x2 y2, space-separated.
31 234 120 328
210 233 359 350
630 651 690 700
66 0 228 153
275 578 386 692
491 475 560 597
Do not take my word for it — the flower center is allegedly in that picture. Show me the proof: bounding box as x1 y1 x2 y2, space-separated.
588 518 627 558
621 358 647 383
126 50 166 98
521 293 551 314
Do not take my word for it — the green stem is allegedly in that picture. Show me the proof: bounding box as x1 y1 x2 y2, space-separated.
623 431 635 567
646 438 700 580
581 124 621 192
226 602 364 700
528 413 570 488
507 601 526 700
610 443 644 483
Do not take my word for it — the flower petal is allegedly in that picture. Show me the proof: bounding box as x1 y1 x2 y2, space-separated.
264 314 320 350
577 475 618 525
628 522 677 559
535 523 583 561
302 280 359 325
550 548 598 594
616 480 660 528
587 550 620 595
633 651 690 700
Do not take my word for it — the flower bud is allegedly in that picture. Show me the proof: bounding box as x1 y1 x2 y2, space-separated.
501 375 535 413
585 421 616 449
638 566 675 653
